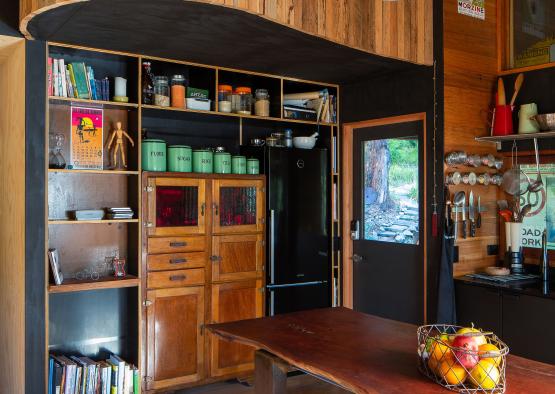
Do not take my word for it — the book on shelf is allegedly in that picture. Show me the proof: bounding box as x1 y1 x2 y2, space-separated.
49 353 138 394
283 89 336 123
48 58 54 97
48 248 64 285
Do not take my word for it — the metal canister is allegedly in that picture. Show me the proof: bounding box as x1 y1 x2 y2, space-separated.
231 155 247 174
214 152 232 174
192 149 213 173
284 129 293 148
142 139 167 171
247 158 259 174
167 145 192 172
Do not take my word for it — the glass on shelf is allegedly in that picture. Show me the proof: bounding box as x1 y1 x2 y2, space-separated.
49 133 66 169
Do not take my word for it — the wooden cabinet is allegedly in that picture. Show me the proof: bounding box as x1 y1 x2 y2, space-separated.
211 234 264 282
145 286 205 391
455 282 502 334
209 280 265 377
146 177 206 236
212 179 265 234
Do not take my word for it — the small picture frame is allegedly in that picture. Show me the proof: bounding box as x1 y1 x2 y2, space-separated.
113 257 126 278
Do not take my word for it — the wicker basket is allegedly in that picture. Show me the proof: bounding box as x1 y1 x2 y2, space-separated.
417 324 509 393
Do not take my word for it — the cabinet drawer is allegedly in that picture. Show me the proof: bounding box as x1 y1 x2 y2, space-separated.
147 252 206 271
148 236 206 254
147 268 205 289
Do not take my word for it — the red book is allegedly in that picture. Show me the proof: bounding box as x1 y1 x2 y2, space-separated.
48 57 53 96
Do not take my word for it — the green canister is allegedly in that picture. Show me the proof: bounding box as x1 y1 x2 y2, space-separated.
231 155 247 174
168 145 192 172
142 139 167 171
214 152 232 174
192 149 213 173
247 158 260 174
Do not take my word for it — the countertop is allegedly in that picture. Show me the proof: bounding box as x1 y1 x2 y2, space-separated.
455 275 555 300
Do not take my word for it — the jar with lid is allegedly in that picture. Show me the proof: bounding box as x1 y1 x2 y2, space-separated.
254 89 270 117
154 76 170 107
142 62 154 105
171 75 186 109
283 129 293 148
234 87 252 115
218 85 233 113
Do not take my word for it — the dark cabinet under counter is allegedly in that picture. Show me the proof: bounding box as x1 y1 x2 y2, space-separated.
455 281 502 334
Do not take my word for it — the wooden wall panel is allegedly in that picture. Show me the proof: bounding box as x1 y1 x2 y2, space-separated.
20 0 434 66
443 0 499 276
0 36 26 393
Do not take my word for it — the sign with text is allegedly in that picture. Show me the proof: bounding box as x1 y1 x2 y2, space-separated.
458 0 485 20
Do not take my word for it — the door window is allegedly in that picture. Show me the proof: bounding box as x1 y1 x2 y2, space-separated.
362 137 419 244
219 186 257 226
156 186 198 227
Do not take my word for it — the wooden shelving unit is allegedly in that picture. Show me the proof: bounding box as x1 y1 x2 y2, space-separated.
49 96 139 108
48 219 138 225
48 168 139 175
48 275 140 293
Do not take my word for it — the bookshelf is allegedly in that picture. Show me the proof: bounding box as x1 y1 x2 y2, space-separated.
45 41 342 391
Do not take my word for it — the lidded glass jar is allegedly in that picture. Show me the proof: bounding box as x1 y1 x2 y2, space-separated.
154 76 170 107
218 85 233 113
171 75 186 109
234 87 252 115
254 89 270 117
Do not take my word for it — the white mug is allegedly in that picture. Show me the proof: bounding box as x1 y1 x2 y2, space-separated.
518 103 539 134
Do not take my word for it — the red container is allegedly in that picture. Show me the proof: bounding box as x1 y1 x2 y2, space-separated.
493 105 513 136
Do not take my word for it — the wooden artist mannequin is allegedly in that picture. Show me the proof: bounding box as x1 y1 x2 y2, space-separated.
106 121 134 168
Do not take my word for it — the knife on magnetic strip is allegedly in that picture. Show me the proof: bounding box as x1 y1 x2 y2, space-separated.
469 191 476 237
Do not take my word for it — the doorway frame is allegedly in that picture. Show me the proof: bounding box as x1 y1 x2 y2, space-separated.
341 113 427 322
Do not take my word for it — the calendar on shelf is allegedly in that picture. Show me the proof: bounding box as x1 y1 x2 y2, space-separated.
70 106 103 170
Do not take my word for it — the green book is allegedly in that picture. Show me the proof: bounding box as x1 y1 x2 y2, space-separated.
70 62 91 99
132 367 139 393
186 87 208 99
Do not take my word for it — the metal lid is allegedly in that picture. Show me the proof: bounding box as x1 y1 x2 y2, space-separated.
193 149 211 152
142 139 166 143
247 158 259 161
232 155 246 159
214 151 231 156
168 145 191 149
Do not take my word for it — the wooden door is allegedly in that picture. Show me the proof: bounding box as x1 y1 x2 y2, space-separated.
210 280 264 377
146 286 204 390
146 177 206 236
211 234 264 282
212 179 265 234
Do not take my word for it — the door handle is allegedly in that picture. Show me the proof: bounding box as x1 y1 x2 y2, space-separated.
351 254 364 263
270 209 275 284
213 203 219 216
201 202 205 216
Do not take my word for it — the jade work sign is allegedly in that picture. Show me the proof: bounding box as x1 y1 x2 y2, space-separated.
458 0 485 20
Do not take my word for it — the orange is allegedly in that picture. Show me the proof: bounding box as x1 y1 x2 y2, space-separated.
469 359 500 390
478 343 502 367
439 359 468 385
427 355 441 374
430 338 453 363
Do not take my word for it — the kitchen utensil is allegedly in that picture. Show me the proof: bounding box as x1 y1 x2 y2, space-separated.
509 222 523 254
528 138 543 193
541 229 550 283
477 195 482 228
266 136 278 147
518 203 531 222
250 138 265 146
505 222 511 252
497 78 506 105
499 209 512 222
518 103 539 134
454 191 466 239
531 113 555 131
493 105 513 136
509 73 524 106
485 266 511 276
502 142 531 195
293 132 318 149
497 200 509 210
469 191 476 237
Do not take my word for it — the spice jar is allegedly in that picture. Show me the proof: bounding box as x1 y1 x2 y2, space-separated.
154 76 170 107
218 85 233 113
235 87 252 115
171 75 186 109
142 61 154 105
254 89 270 117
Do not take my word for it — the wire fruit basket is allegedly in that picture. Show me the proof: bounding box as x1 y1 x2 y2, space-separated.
417 324 509 393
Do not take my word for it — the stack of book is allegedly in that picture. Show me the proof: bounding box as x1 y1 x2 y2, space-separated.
283 89 337 123
48 57 111 101
106 207 134 220
49 354 139 394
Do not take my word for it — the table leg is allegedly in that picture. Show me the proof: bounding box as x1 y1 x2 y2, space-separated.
255 350 288 394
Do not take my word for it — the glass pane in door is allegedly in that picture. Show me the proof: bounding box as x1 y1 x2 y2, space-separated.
362 137 419 244
156 186 198 227
219 187 256 226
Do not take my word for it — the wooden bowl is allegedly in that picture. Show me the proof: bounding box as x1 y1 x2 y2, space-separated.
485 266 511 276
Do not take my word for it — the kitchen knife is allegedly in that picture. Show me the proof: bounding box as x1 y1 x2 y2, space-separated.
469 191 476 237
477 195 482 229
461 192 467 239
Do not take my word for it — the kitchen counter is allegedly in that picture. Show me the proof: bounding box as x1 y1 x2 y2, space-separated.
455 275 555 300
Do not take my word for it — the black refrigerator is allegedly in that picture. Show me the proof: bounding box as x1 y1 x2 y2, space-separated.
242 146 330 315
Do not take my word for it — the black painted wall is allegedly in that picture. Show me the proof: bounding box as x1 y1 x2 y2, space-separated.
0 0 20 37
340 0 444 324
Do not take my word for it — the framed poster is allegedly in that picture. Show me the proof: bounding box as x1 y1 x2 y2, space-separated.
70 106 103 170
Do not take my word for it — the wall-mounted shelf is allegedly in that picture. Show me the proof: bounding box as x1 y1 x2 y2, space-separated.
475 131 555 143
49 96 139 108
48 169 139 175
48 219 138 225
48 275 140 293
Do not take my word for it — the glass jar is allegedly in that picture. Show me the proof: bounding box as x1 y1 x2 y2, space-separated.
218 85 233 113
171 75 186 109
142 62 154 105
254 89 270 117
234 87 252 115
154 76 170 107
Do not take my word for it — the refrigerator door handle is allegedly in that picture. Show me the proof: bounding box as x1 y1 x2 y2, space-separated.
270 289 275 316
266 281 327 289
270 209 275 285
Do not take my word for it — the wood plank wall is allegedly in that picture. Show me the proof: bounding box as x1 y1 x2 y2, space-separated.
443 0 499 276
0 35 26 393
20 0 434 66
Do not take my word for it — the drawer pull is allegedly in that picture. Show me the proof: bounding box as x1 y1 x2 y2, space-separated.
169 241 187 247
169 274 187 281
170 258 188 264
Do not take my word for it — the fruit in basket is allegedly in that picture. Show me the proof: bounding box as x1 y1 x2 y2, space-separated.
439 359 468 385
469 359 500 389
430 337 453 363
456 324 487 346
478 343 502 367
451 335 480 369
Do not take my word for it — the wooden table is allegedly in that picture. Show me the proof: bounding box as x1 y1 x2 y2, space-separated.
208 307 555 393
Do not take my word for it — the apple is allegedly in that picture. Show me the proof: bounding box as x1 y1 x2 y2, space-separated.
456 324 487 346
451 334 480 369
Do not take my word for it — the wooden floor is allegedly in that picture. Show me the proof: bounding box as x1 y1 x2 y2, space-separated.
177 374 349 393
